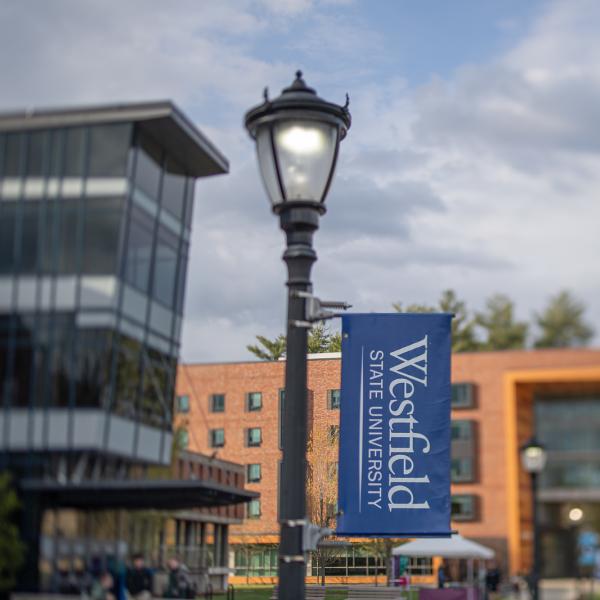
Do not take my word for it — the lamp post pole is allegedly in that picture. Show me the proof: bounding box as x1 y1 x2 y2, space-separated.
520 438 547 600
278 203 321 599
531 470 540 600
245 72 351 600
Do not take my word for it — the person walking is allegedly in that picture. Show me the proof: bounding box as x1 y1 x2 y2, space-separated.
126 554 153 600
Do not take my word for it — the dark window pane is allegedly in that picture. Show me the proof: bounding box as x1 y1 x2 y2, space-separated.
210 428 225 448
176 394 189 413
451 494 477 521
452 383 475 408
175 242 188 315
162 157 186 219
39 202 60 275
4 133 24 176
82 198 124 274
0 202 17 274
74 329 113 408
48 129 64 177
13 339 34 407
113 336 141 419
64 127 86 177
140 346 172 428
210 394 225 413
152 226 178 307
19 203 40 274
135 133 162 201
47 315 74 408
88 124 131 177
329 389 341 409
124 216 153 291
57 201 79 274
26 131 48 177
247 392 262 411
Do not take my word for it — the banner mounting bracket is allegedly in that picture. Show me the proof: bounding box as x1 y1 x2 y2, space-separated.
290 291 351 328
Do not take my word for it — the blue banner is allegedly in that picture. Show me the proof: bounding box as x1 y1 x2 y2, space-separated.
337 313 452 537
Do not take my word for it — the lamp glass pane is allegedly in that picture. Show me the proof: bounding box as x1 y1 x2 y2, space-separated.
274 120 337 202
256 126 283 205
521 445 547 473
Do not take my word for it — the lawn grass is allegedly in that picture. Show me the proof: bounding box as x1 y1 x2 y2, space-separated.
211 585 347 599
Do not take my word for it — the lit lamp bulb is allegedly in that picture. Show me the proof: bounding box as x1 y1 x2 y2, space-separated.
277 125 325 155
569 507 584 522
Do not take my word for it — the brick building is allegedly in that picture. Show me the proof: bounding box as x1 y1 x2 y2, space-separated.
175 348 600 583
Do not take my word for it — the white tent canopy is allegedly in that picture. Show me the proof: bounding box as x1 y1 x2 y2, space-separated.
392 535 495 560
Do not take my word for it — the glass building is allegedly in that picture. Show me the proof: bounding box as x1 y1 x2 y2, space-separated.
0 101 237 590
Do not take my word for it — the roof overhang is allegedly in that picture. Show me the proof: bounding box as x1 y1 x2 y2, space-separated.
0 101 229 178
21 478 258 510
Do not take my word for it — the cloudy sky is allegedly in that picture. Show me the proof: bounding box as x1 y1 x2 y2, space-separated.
1 0 599 362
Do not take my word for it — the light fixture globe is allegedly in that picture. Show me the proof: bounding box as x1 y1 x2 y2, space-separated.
245 71 351 211
520 438 548 474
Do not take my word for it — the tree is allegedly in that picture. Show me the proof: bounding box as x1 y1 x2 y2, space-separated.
0 472 25 592
393 289 480 352
476 293 528 350
534 290 594 348
247 325 341 361
246 334 287 361
306 423 343 586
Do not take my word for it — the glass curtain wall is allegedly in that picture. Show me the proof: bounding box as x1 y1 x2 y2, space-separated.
0 124 195 432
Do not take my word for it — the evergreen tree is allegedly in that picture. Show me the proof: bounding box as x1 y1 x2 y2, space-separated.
246 334 287 361
393 289 480 352
476 293 528 350
247 325 341 361
534 290 594 348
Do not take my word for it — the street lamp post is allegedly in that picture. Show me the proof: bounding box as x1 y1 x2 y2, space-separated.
245 72 351 600
520 438 548 600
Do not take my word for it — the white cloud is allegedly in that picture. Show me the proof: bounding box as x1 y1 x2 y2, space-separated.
0 0 598 361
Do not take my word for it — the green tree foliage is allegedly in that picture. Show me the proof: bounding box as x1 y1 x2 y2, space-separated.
247 325 341 361
476 293 528 350
393 289 480 352
534 290 594 348
246 334 287 361
0 472 25 592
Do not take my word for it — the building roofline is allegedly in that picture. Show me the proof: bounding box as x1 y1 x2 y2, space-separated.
0 100 229 177
179 347 600 368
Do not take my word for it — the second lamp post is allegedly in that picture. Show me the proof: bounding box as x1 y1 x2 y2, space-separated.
245 72 351 600
520 437 548 600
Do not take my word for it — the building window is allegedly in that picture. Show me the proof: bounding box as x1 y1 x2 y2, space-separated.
210 428 225 448
88 124 131 178
247 392 262 412
234 545 278 577
176 395 189 413
247 427 262 447
452 383 475 409
177 429 189 450
451 458 474 483
451 495 478 521
451 420 477 483
210 394 225 413
247 499 261 519
451 420 474 441
328 425 340 444
247 463 261 483
152 225 179 307
328 389 341 410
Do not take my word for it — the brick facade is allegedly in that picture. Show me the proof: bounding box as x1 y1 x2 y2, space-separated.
175 348 600 578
